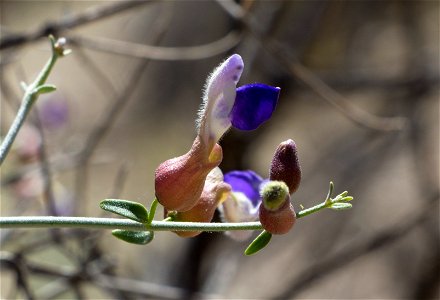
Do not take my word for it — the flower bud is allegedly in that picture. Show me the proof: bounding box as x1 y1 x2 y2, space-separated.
259 181 296 234
269 139 301 194
172 168 231 237
155 135 222 212
261 181 289 211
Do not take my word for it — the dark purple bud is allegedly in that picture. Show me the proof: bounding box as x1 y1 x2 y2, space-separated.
269 139 301 194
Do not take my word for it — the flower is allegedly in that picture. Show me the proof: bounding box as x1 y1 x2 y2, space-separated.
197 54 280 148
39 94 69 129
219 170 267 240
155 54 280 212
220 139 302 237
171 167 231 237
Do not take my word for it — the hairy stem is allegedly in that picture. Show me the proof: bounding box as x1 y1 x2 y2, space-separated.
0 199 335 232
0 36 64 165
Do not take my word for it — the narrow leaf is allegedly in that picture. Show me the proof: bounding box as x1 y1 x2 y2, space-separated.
244 230 272 256
112 230 154 245
339 191 349 197
34 84 57 94
100 199 148 223
325 181 335 205
330 203 352 210
326 181 334 200
147 198 158 225
340 196 354 202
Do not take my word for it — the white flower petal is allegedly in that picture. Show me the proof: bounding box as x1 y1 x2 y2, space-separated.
197 54 244 144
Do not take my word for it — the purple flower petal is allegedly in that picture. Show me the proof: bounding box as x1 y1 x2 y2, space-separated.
224 170 265 207
230 83 280 130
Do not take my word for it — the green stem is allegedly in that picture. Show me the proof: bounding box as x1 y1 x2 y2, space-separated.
0 200 334 232
0 36 63 166
0 217 262 231
296 201 329 219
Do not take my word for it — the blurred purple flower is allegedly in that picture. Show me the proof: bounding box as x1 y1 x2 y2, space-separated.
40 96 69 129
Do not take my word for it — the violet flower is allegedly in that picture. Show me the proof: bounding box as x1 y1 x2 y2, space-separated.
219 170 267 240
197 54 280 148
155 54 279 212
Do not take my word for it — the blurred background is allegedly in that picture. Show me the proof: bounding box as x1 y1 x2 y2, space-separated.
1 1 439 299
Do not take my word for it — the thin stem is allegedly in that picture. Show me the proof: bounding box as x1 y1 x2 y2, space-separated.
296 202 328 219
0 217 262 231
0 199 336 232
0 36 63 165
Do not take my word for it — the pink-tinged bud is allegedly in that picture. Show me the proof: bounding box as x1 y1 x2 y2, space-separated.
259 199 296 235
155 135 223 212
259 181 296 234
172 168 231 237
269 139 301 194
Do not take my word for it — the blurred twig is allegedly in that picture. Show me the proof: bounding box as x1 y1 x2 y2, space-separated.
110 163 130 199
273 194 439 299
68 30 243 61
33 107 58 216
73 3 172 214
217 0 407 132
0 0 154 50
0 252 35 300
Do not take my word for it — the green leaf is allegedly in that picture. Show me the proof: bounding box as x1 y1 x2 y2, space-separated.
329 202 352 210
100 199 148 223
325 181 335 205
326 181 335 200
339 191 349 197
112 230 154 245
244 230 272 256
34 84 57 95
147 198 158 225
340 196 354 202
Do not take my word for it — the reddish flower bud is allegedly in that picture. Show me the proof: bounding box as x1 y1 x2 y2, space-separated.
269 139 301 194
172 168 231 237
155 135 223 212
259 199 296 235
259 181 296 234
